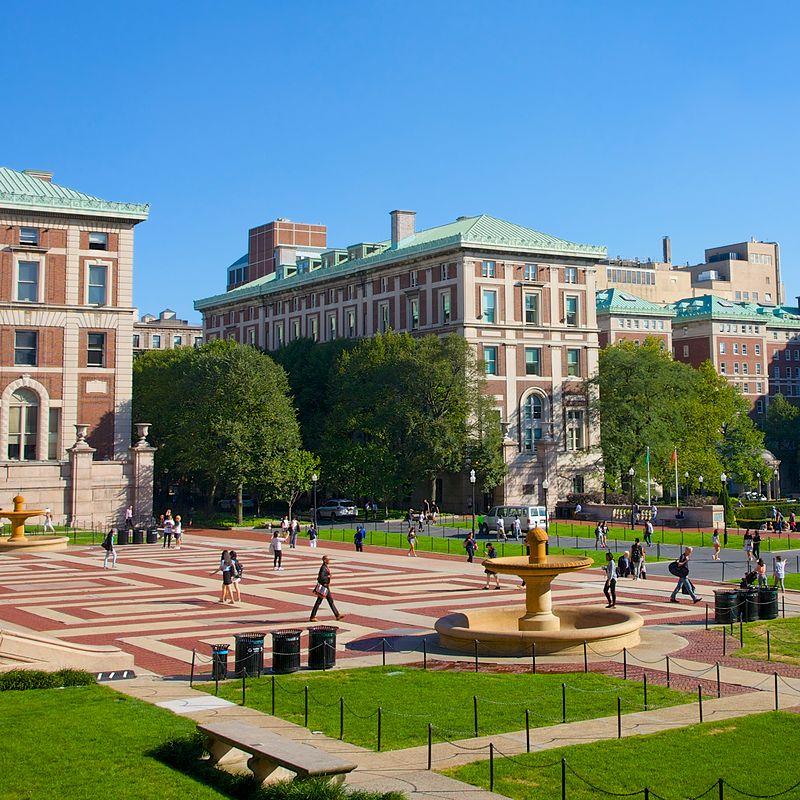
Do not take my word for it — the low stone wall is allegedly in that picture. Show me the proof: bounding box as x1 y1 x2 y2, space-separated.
579 503 724 529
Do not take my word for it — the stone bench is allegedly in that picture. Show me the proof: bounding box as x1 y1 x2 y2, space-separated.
199 721 357 786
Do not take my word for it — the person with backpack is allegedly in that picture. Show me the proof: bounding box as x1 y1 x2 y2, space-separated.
464 532 478 563
230 550 243 601
669 546 700 603
308 522 318 547
630 538 645 581
101 529 117 569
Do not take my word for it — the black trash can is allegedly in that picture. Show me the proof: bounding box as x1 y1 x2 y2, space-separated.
271 629 302 674
211 644 229 680
308 626 337 670
738 589 759 622
714 589 738 624
117 527 129 546
146 527 158 544
132 528 144 545
759 587 779 620
234 632 266 676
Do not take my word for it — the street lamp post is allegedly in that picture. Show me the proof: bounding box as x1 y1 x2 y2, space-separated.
757 472 762 498
698 475 704 499
469 469 476 536
721 472 728 546
542 478 550 554
311 473 318 529
628 467 636 529
684 471 689 502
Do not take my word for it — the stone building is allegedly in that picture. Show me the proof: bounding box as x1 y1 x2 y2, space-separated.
0 166 154 526
196 211 608 507
133 309 203 355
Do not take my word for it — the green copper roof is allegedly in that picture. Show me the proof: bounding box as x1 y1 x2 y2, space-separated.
596 288 675 317
0 166 149 220
671 295 765 321
759 304 800 329
195 214 606 311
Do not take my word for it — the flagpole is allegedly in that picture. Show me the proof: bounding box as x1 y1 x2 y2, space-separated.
674 448 679 509
646 446 651 507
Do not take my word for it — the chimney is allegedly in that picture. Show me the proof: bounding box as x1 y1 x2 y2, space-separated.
662 235 672 264
23 169 53 183
390 210 416 247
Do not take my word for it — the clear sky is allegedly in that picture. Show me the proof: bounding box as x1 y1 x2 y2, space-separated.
3 0 799 321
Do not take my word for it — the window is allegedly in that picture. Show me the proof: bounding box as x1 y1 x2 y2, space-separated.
572 475 585 494
565 295 578 326
683 345 689 357
566 348 581 377
17 261 39 302
743 383 750 394
410 270 418 288
766 292 772 303
88 232 108 250
173 335 183 347
440 264 448 281
755 344 761 355
380 277 388 293
564 266 578 284
753 292 759 302
734 362 740 374
756 363 762 375
796 350 800 361
482 290 497 324
194 336 203 347
19 227 39 246
756 382 764 394
481 260 496 278
152 334 161 348
720 362 727 374
719 342 726 354
275 323 285 348
524 293 540 325
409 298 419 330
8 388 38 460
756 400 764 414
484 346 498 375
379 302 390 333
733 343 739 354
347 309 356 337
566 410 585 450
132 334 140 348
290 319 300 341
328 289 335 304
787 350 792 361
773 366 780 378
247 328 255 346
48 407 60 460
525 347 542 376
787 367 793 379
524 264 538 281
88 265 108 305
347 285 354 300
735 291 742 300
87 333 106 367
742 363 749 375
14 331 38 366
310 318 318 342
521 394 544 452
440 290 451 324
774 351 780 360
328 314 337 341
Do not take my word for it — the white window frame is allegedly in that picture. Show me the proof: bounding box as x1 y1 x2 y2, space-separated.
409 297 420 331
565 295 579 327
440 290 451 324
566 409 585 451
564 266 578 284
410 270 418 288
379 302 390 333
524 291 540 325
85 261 112 306
481 260 496 278
87 332 106 367
483 345 498 375
482 290 497 324
566 348 581 377
327 313 337 341
523 263 538 281
525 346 542 376
346 309 356 338
15 258 44 303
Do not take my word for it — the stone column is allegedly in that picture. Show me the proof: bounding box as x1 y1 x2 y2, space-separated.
67 424 96 527
129 423 156 523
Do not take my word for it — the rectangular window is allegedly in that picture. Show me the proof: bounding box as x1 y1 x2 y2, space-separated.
719 342 726 354
482 290 497 324
152 334 161 348
743 383 750 394
795 350 800 361
683 345 689 357
787 350 792 361
88 232 108 250
48 407 60 460
409 298 419 330
720 362 727 374
410 270 418 288
17 261 39 302
524 293 540 325
88 265 108 305
733 343 739 354
755 344 761 355
328 314 337 340
87 332 106 367
194 336 203 347
440 290 451 324
484 346 498 375
291 319 300 341
14 330 38 366
756 363 762 375
19 227 39 245
757 382 764 394
566 410 585 450
310 318 318 342
756 399 764 413
525 347 542 376
440 264 448 281
379 303 390 333
132 334 140 348
347 310 356 338
380 277 388 294
481 260 496 278
742 363 749 375
734 362 740 374
566 348 581 377
524 263 538 281
753 292 759 302
173 335 183 347
276 323 285 347
564 266 578 284
565 295 578 327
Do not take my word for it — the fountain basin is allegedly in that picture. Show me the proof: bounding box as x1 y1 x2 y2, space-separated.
435 605 643 656
0 495 68 554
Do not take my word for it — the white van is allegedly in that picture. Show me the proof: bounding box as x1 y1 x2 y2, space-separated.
483 505 547 537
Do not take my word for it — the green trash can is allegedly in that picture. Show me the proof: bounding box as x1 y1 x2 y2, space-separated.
234 632 266 676
758 587 779 620
116 527 129 546
738 589 759 622
271 629 302 674
308 626 337 670
714 589 738 624
211 644 229 680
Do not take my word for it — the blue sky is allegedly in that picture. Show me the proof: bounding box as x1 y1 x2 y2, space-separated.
3 1 799 321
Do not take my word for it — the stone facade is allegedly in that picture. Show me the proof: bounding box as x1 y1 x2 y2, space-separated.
133 309 203 355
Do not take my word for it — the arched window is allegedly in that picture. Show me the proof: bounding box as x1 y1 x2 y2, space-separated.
8 388 38 461
521 394 544 452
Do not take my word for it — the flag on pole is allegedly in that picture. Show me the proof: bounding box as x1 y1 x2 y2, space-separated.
673 447 680 509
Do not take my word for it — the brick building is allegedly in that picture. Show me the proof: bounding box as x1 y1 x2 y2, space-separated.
133 309 203 355
0 166 154 525
196 211 608 507
595 289 674 350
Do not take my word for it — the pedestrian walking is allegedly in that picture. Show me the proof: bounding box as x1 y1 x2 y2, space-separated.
211 551 235 604
174 515 183 549
711 528 720 560
496 516 507 542
101 528 117 569
124 505 134 531
756 558 768 588
743 531 754 566
162 509 174 549
650 504 658 523
354 524 366 552
310 555 345 621
752 529 761 560
308 522 318 547
773 555 786 592
271 530 287 569
594 522 603 549
464 532 478 563
512 515 522 541
600 521 608 549
669 547 701 603
406 526 417 557
289 517 299 549
44 508 55 533
630 538 645 581
643 519 653 547
482 543 500 589
790 511 796 532
603 551 617 608
230 549 243 601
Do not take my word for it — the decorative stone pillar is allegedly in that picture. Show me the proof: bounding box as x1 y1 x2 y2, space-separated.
129 422 156 524
67 424 96 527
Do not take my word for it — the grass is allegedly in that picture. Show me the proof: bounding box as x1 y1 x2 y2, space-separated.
728 616 800 666
197 666 696 751
446 711 800 800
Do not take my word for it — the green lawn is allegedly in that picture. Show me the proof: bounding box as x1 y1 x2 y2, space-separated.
446 711 799 800
198 667 696 751
728 616 800 666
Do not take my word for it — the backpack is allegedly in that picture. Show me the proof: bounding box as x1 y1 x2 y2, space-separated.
631 543 642 562
101 533 113 551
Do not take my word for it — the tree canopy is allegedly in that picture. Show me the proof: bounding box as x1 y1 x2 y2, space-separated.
762 393 800 491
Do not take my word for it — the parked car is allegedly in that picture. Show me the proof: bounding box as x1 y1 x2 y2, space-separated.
483 505 548 536
315 499 358 521
739 492 767 502
218 495 255 512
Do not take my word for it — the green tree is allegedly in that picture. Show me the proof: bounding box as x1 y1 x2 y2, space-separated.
763 393 800 491
266 449 320 519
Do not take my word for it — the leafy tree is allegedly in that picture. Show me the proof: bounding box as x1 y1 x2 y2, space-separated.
266 449 320 519
763 393 800 491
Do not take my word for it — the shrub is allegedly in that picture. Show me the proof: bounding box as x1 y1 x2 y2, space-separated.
0 669 95 691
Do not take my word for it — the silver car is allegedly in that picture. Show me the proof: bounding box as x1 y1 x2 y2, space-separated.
316 499 358 521
483 505 547 536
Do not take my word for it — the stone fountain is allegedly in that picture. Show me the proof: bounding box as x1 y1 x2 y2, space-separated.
0 495 68 553
435 527 643 655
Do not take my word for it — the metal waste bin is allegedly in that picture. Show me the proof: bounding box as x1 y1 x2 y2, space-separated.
758 587 779 620
271 629 302 674
116 527 128 546
146 527 158 544
738 589 759 622
234 632 266 676
714 589 738 624
308 625 337 670
132 528 144 545
211 644 229 680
